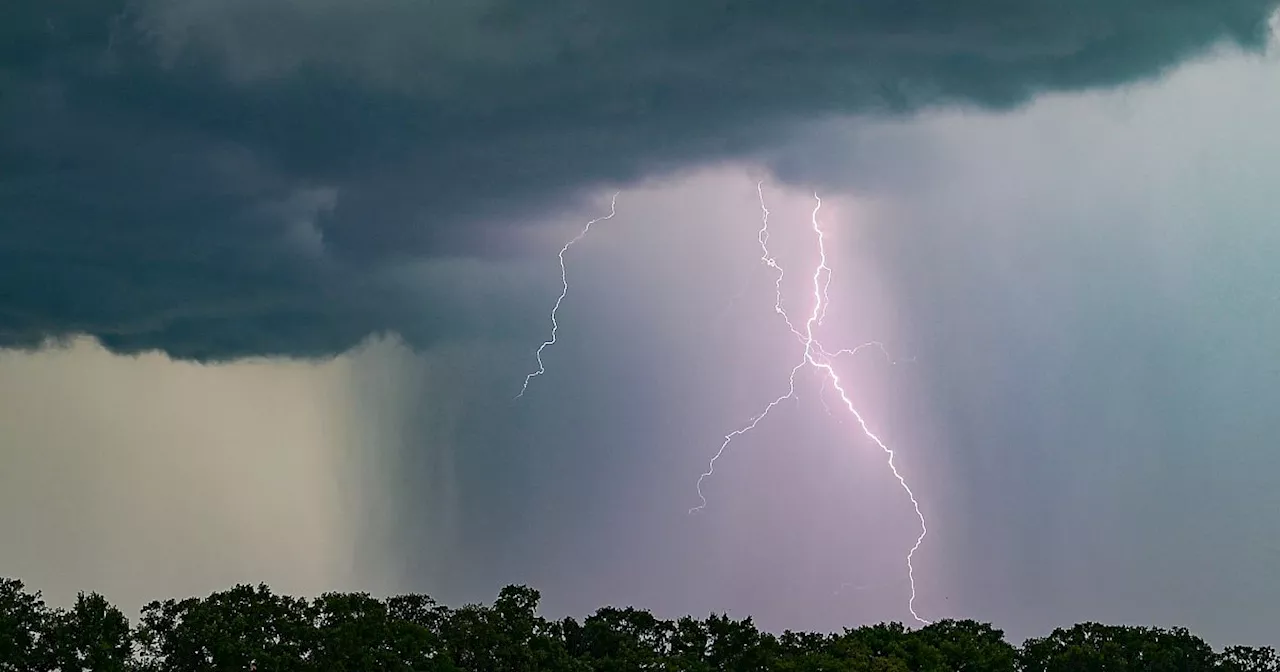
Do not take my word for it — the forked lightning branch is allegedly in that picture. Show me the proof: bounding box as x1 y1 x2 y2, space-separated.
517 185 932 625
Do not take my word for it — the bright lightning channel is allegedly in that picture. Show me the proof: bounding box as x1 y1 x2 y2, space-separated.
690 184 932 626
516 192 619 398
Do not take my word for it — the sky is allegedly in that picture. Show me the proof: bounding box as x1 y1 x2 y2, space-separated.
3 0 1280 648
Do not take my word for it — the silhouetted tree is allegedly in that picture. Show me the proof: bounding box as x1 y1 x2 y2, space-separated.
133 584 311 671
384 592 455 669
567 606 673 671
308 591 401 670
917 619 1017 672
0 579 48 672
666 615 713 672
0 576 1272 672
1218 645 1280 672
1020 622 1216 672
42 592 133 672
704 612 777 671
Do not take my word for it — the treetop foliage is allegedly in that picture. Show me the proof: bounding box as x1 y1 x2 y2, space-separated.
1 577 1274 671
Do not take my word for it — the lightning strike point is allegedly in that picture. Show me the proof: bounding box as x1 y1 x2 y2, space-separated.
516 192 619 399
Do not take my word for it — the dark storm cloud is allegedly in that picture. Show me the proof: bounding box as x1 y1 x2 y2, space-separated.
2 0 1276 359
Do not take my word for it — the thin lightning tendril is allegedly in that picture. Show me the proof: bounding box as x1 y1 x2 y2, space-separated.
691 184 931 626
818 373 835 418
517 193 619 399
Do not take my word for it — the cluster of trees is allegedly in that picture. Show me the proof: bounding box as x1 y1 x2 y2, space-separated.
2 577 1275 671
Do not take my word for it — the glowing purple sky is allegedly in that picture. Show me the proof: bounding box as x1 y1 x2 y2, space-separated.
387 54 1280 644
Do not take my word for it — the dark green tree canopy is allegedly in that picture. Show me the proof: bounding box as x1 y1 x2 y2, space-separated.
1 577 1274 671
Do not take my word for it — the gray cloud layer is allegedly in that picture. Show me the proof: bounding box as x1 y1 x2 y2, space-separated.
3 0 1276 359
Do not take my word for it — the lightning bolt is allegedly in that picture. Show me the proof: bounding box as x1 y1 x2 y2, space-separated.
516 192 619 398
691 185 931 626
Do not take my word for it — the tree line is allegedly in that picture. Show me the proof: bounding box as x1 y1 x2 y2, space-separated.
2 577 1275 671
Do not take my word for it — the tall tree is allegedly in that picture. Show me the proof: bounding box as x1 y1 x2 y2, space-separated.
385 593 456 671
308 591 399 671
703 613 777 671
916 619 1017 672
0 579 48 672
569 606 670 671
1020 623 1217 672
133 585 311 672
42 592 132 672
